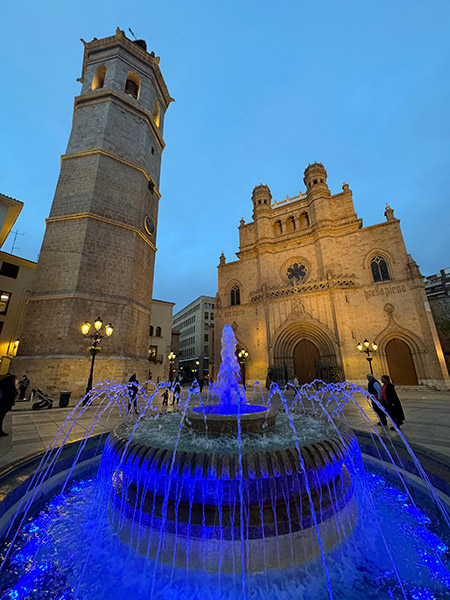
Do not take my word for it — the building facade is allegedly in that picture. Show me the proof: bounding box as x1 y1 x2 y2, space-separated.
14 29 173 397
0 194 36 375
148 299 177 383
214 163 449 389
425 268 450 372
173 296 215 381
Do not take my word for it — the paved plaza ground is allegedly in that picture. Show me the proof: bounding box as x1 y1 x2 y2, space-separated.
0 386 449 470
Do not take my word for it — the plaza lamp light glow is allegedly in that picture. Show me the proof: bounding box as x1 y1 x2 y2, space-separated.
94 318 103 331
168 351 176 383
357 338 378 375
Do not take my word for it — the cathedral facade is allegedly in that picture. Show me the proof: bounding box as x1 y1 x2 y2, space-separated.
214 163 449 389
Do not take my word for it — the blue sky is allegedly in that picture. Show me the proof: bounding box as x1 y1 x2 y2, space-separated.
1 1 450 311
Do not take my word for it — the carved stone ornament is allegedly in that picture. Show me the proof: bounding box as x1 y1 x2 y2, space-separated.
384 303 395 317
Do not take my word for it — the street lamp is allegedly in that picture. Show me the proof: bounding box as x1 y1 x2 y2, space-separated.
357 338 377 375
168 351 176 383
195 360 200 380
238 349 249 389
81 317 114 403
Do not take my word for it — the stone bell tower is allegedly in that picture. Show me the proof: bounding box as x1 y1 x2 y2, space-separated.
14 29 173 396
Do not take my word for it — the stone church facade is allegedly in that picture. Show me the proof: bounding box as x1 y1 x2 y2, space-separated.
14 29 173 397
214 163 449 389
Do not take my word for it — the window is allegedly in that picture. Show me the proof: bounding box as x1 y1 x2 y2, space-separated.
92 64 106 90
204 334 209 341
231 286 240 306
205 312 209 319
0 262 19 279
149 325 154 336
371 256 391 282
0 292 11 315
125 71 140 99
299 212 310 228
274 220 283 235
204 346 209 355
286 216 296 233
153 99 161 127
0 322 3 335
155 326 162 337
210 313 214 320
148 345 157 361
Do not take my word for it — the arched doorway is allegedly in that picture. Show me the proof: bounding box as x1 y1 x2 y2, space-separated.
293 339 320 384
386 338 418 385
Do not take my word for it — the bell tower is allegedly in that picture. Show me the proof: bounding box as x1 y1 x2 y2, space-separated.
15 29 173 396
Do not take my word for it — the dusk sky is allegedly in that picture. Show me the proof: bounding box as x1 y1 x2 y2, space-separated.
1 1 450 312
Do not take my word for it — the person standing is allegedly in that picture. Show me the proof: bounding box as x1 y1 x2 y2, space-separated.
0 373 17 437
127 374 139 413
367 373 386 426
381 375 405 430
18 374 30 400
172 377 181 405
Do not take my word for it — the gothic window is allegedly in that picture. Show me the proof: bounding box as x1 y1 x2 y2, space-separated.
231 285 241 306
153 99 161 127
155 326 162 337
286 216 296 232
125 71 140 99
371 256 391 282
92 65 106 90
274 220 283 235
299 212 310 228
149 325 154 336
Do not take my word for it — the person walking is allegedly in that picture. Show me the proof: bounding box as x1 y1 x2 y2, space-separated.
367 373 386 426
172 377 181 405
127 374 139 413
18 374 30 401
0 373 17 437
381 375 405 430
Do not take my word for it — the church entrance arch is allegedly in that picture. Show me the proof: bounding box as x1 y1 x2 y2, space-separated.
386 338 418 385
293 339 320 384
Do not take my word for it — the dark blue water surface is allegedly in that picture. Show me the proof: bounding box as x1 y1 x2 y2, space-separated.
0 463 449 600
192 404 267 415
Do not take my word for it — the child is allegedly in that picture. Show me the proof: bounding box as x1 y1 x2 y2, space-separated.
162 388 169 407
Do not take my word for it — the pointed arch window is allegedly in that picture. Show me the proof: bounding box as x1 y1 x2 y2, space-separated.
371 256 391 282
274 220 283 235
299 212 310 228
231 286 241 306
286 216 296 232
149 325 154 336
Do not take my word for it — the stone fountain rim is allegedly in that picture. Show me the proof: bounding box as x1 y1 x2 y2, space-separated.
186 404 275 421
107 413 358 480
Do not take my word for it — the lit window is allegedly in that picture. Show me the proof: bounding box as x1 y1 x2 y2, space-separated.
0 292 11 315
148 345 157 361
125 71 140 99
92 65 106 90
231 286 240 306
371 256 391 282
153 99 161 127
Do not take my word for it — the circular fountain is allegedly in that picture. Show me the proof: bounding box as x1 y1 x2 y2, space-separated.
104 325 359 572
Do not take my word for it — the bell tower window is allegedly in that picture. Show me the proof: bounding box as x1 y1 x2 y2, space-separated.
92 65 106 90
231 286 241 306
153 99 161 127
371 256 391 282
125 71 141 99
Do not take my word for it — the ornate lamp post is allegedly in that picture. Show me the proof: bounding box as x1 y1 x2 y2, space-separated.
357 339 377 375
168 351 176 383
81 318 114 402
238 349 249 389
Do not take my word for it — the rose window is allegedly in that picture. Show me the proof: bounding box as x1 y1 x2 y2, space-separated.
287 263 307 284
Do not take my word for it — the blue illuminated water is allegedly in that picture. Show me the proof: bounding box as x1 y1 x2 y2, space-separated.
0 464 449 600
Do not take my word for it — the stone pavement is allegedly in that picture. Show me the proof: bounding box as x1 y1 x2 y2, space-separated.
0 387 449 470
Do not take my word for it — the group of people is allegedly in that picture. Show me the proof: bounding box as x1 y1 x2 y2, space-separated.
367 373 405 430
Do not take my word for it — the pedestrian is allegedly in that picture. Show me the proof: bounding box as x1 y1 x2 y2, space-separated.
172 377 181 405
18 374 30 401
293 376 299 389
127 374 139 413
367 373 386 426
0 373 17 437
381 375 405 430
199 378 204 393
161 388 169 407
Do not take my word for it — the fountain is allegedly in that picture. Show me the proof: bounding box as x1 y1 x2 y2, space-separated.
0 325 449 599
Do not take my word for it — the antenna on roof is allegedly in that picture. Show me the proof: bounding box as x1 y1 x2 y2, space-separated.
128 28 137 40
10 230 24 254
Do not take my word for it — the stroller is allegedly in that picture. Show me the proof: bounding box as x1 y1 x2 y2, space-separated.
31 389 53 410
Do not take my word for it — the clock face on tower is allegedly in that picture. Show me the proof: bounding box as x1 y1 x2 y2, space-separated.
144 216 155 236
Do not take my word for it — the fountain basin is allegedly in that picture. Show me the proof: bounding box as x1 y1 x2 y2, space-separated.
103 415 359 572
185 404 276 434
